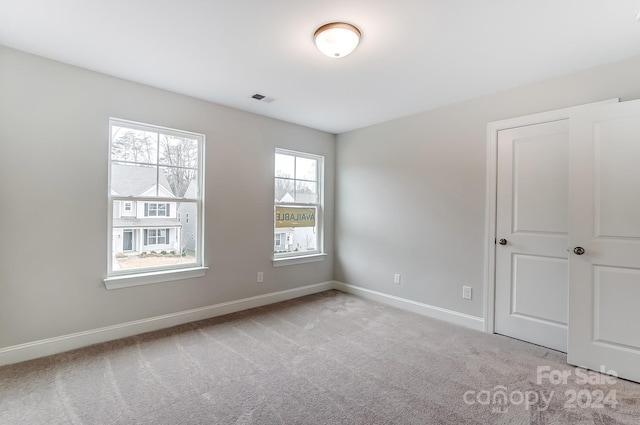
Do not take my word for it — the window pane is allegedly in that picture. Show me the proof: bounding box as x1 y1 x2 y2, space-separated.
295 181 317 203
296 156 317 181
109 119 204 278
291 226 317 252
112 203 197 271
274 206 318 254
275 153 294 178
161 167 198 198
111 162 159 197
158 135 199 169
275 178 294 202
111 126 158 164
273 226 317 254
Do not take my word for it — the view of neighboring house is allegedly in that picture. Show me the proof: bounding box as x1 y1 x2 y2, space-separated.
111 164 182 255
274 228 295 252
177 180 198 253
274 225 316 252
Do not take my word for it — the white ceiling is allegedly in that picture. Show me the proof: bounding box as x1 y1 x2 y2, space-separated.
2 0 640 134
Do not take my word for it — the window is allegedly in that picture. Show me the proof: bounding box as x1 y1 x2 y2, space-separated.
145 228 169 245
145 202 170 217
274 149 324 260
107 118 205 286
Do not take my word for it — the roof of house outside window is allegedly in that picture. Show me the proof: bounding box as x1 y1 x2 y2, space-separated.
111 163 174 197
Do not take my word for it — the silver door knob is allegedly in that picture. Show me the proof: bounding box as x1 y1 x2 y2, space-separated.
573 247 585 255
498 238 507 246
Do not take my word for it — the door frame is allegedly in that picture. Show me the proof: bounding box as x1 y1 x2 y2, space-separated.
483 99 618 334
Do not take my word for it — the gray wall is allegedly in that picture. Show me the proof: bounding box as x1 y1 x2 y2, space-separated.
0 45 335 349
3 42 640 350
335 55 640 318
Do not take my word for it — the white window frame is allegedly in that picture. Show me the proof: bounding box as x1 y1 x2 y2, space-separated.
123 202 133 212
105 118 207 289
273 149 325 266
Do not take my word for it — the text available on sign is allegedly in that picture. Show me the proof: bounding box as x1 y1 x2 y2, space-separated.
275 207 316 228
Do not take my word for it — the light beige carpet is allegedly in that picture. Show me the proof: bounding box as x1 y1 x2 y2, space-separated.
1 290 639 424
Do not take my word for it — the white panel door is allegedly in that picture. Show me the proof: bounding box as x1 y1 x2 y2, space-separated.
568 99 640 383
495 120 570 352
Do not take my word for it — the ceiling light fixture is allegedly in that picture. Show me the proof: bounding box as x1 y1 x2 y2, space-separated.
314 22 361 58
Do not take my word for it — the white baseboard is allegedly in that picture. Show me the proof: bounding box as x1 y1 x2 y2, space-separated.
0 281 333 367
332 281 485 331
1 281 485 366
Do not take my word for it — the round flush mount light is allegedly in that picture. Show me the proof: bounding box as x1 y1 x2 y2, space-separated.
314 22 361 58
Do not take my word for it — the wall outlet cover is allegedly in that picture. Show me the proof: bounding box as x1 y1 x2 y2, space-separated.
463 286 472 300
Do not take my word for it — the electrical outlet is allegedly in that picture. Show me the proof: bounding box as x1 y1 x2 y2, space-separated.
257 272 263 283
463 286 472 300
393 273 401 285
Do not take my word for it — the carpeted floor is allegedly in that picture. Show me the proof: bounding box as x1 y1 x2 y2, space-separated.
1 290 639 424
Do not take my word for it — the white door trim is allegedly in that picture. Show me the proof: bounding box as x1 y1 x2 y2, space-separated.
483 99 619 334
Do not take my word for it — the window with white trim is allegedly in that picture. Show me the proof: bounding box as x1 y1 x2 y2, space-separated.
145 202 170 217
144 228 169 245
274 149 323 258
108 118 204 278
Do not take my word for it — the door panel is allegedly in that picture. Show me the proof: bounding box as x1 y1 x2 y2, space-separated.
594 266 640 348
513 133 569 234
512 254 567 325
595 118 640 238
495 120 569 352
568 99 640 383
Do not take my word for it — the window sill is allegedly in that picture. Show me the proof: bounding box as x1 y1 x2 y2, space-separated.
272 253 327 267
103 266 208 290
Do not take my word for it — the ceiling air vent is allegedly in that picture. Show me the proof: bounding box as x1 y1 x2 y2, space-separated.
251 93 275 103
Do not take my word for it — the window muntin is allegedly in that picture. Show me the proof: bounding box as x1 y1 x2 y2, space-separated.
108 119 204 277
274 150 323 258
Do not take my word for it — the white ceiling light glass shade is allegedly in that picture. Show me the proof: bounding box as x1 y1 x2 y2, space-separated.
314 22 361 58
